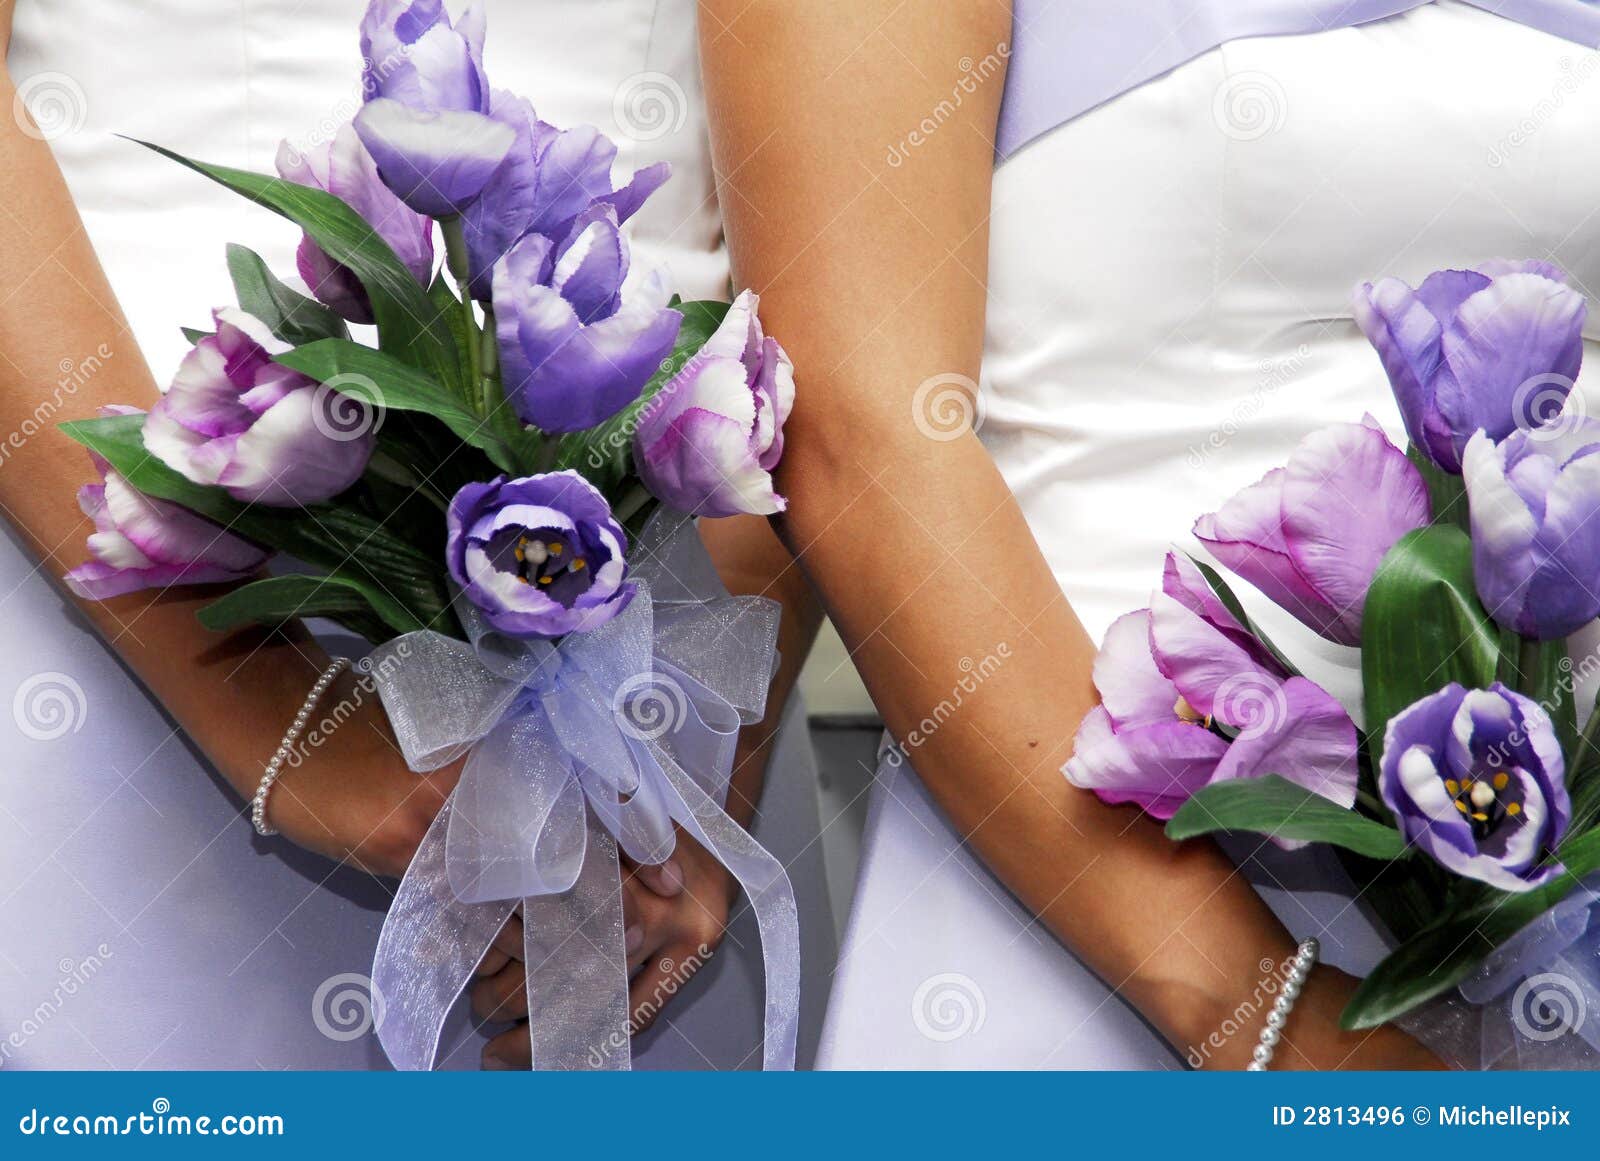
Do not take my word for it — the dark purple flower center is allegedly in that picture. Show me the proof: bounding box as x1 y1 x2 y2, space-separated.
489 525 604 608
1445 769 1522 843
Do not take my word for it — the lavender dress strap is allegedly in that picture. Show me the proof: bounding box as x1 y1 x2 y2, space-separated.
998 0 1600 160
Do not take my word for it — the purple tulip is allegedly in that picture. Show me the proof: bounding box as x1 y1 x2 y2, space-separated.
1064 554 1359 820
460 89 670 300
143 309 376 507
632 290 794 518
1353 259 1587 473
493 210 682 434
66 408 268 600
1194 418 1431 647
353 0 514 216
275 123 434 324
446 471 634 638
1380 683 1569 892
1462 419 1600 640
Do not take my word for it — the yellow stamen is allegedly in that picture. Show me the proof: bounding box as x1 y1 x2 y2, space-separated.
571 558 587 571
538 576 553 585
1472 812 1489 822
548 542 563 556
1455 800 1469 814
1493 772 1510 791
1507 802 1523 816
1445 779 1460 795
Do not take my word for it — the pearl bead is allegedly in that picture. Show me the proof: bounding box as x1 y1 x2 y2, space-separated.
1252 1044 1274 1065
1247 1060 1266 1072
1281 979 1301 1001
1259 1027 1279 1048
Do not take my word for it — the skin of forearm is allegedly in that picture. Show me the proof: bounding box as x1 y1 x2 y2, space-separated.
696 0 1414 1067
0 71 445 870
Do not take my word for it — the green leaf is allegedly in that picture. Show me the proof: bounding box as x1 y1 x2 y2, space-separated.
225 244 349 347
275 339 515 474
1360 525 1499 767
59 412 450 638
180 327 212 346
1166 775 1408 859
197 573 392 641
1342 827 1600 1028
1407 442 1469 532
554 299 731 494
133 139 462 394
1185 555 1302 678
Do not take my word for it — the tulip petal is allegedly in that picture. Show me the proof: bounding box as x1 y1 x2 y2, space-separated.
354 98 514 216
1063 709 1227 820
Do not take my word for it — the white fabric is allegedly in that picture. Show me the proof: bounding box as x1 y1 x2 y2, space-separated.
818 2 1600 1068
1 0 833 1069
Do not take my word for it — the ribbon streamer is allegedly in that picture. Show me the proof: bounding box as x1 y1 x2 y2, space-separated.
365 511 799 1070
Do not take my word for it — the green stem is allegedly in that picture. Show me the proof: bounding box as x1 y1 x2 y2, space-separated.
612 481 654 524
439 216 487 416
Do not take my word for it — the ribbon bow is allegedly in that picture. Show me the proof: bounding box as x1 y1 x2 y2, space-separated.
365 511 800 1070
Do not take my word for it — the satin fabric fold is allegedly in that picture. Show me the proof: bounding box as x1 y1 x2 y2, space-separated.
365 511 799 1070
999 0 1600 160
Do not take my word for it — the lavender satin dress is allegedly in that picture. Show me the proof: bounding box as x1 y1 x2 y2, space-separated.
0 0 834 1070
819 1 1600 1067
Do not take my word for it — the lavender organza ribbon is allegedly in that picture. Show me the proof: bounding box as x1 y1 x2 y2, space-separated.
1452 876 1600 1068
363 511 799 1070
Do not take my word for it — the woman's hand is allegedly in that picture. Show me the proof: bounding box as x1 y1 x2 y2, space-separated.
469 830 735 1069
1 1 13 60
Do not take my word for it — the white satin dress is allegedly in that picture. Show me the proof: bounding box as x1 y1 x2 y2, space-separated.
1 0 834 1070
818 2 1600 1068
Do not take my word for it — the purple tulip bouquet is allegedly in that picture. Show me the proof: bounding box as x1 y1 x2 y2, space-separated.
1067 260 1600 1068
57 0 800 1071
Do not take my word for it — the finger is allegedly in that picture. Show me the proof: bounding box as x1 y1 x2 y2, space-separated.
481 1023 531 1071
470 959 529 1023
473 912 524 977
628 943 701 1036
620 877 671 973
630 857 685 899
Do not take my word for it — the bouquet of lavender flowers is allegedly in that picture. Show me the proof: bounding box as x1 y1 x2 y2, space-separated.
1067 259 1600 1069
59 0 798 1071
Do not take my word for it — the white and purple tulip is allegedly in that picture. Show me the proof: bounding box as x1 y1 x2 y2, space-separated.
66 408 269 600
143 309 375 507
1193 418 1431 647
1462 419 1600 640
632 290 794 518
353 0 514 216
460 89 669 300
1380 683 1569 892
1354 259 1587 473
446 471 634 638
275 123 434 323
493 209 681 434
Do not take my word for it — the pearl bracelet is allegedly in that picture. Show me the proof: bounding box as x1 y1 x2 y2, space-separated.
1247 937 1319 1071
250 657 350 838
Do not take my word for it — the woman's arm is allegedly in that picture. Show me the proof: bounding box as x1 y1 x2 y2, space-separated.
0 58 454 875
700 0 1434 1068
